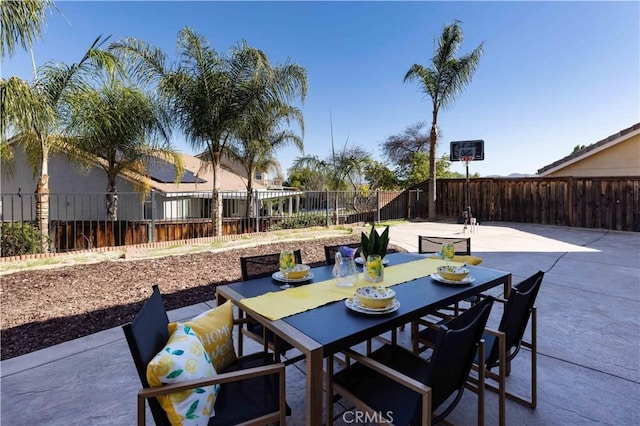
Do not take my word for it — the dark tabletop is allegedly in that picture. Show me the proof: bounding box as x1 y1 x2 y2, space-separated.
221 252 510 357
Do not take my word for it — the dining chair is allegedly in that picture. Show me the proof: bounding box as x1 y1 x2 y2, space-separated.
240 250 302 280
324 243 361 265
413 270 544 426
326 296 495 426
238 250 302 359
122 285 287 426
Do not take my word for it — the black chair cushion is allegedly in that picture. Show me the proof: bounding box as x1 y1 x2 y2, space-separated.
213 352 282 426
333 345 428 426
485 271 544 368
122 285 171 426
475 332 497 366
417 323 440 346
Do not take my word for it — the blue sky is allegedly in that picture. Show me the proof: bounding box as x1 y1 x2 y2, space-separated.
3 0 639 178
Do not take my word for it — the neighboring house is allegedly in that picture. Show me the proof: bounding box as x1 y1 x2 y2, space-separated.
537 123 640 177
0 145 284 222
201 152 285 189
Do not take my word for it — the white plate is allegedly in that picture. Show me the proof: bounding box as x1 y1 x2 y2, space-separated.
272 271 315 283
430 273 475 285
355 257 390 266
345 298 400 315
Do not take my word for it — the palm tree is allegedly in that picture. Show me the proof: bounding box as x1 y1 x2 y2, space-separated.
403 21 483 220
111 27 307 236
229 102 304 219
1 0 55 179
65 77 183 220
1 36 116 251
0 0 54 58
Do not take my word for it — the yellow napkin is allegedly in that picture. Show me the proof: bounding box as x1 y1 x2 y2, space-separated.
429 254 482 265
241 257 456 320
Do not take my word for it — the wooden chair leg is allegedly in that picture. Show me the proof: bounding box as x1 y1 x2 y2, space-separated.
477 339 485 426
531 307 537 408
326 356 334 426
497 332 507 426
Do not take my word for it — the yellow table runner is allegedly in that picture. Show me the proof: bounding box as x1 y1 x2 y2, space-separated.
241 257 456 320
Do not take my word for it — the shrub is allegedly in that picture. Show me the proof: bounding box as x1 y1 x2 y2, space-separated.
1 222 46 257
267 213 328 231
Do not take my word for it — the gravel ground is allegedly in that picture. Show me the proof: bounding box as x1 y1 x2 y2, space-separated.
1 234 405 360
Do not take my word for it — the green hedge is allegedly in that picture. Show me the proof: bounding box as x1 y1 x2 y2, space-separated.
267 213 328 231
1 222 46 257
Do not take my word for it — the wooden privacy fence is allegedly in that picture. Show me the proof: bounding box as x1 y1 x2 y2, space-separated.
409 176 640 231
52 218 277 251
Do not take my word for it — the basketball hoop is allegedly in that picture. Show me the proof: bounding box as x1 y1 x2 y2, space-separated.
461 155 474 164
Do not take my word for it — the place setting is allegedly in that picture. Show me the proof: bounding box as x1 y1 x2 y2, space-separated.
345 286 400 315
428 243 475 285
273 249 314 288
430 265 475 285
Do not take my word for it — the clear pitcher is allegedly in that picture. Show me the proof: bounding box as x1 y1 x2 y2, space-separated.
332 246 359 287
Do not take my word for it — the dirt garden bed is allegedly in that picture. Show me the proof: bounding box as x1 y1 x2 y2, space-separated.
1 233 406 360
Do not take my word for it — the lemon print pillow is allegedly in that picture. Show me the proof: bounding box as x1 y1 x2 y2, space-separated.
169 300 237 373
147 322 220 425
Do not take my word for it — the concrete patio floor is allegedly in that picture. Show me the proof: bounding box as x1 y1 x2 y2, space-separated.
1 221 639 425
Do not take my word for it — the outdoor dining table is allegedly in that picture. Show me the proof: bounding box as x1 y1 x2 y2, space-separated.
215 252 512 426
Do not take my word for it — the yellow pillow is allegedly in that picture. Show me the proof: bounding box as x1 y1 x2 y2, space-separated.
169 301 237 372
147 323 218 425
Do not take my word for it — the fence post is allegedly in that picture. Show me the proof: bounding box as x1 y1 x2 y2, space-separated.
150 191 156 243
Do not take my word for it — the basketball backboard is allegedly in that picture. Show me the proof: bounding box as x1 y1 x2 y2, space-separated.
450 140 485 161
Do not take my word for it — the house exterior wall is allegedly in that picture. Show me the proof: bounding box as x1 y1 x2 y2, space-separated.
544 134 640 177
156 195 209 220
1 147 143 221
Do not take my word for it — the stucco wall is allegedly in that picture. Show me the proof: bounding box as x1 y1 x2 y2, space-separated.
544 134 640 177
1 147 142 221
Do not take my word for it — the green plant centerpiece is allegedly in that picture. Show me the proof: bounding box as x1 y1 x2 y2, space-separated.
360 223 390 261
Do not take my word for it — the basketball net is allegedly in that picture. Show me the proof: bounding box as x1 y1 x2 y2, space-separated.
461 155 474 165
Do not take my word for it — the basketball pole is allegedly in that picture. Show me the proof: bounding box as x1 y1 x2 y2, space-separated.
466 158 471 222
462 156 473 233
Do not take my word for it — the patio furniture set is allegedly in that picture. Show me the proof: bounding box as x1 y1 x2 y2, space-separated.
123 236 543 425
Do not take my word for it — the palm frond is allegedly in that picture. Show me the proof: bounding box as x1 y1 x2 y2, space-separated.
109 37 169 88
0 0 54 58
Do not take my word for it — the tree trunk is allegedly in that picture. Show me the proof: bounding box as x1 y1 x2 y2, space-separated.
35 143 50 253
428 119 438 220
210 152 223 237
105 179 118 221
35 174 50 253
246 177 254 219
